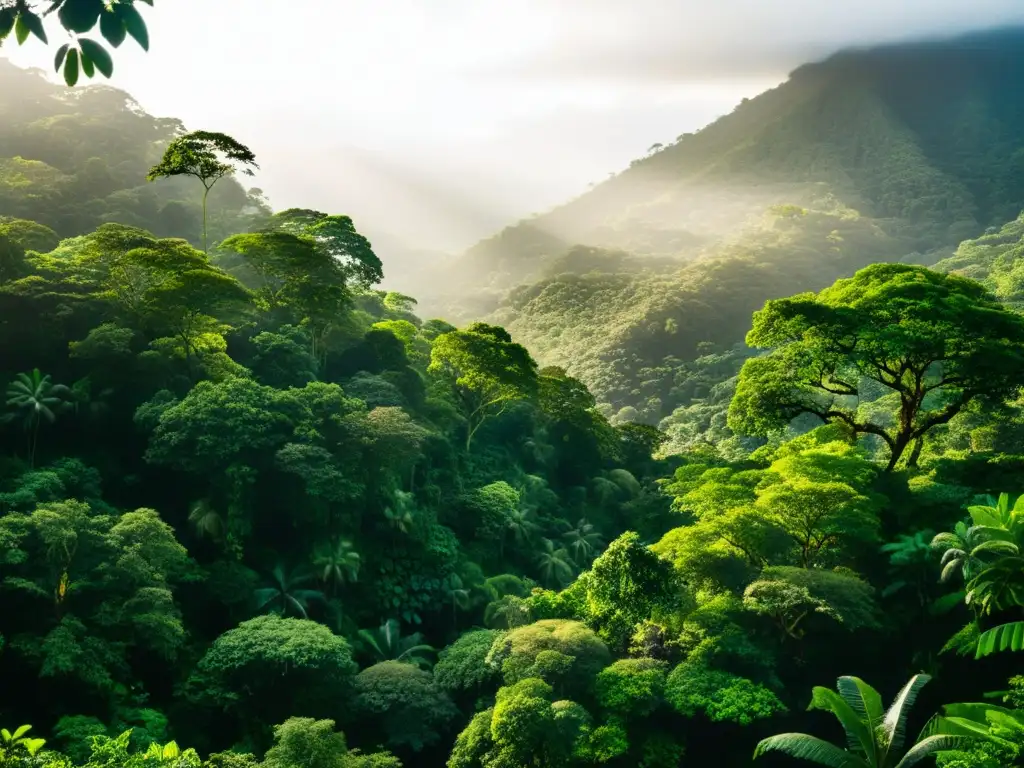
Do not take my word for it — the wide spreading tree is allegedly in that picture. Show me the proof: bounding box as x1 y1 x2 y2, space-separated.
729 264 1024 470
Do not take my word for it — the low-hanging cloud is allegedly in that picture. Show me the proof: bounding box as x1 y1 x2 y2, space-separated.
478 0 1024 83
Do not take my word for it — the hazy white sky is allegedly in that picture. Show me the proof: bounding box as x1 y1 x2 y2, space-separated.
5 0 1024 251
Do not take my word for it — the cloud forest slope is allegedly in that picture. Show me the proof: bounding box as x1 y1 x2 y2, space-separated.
461 27 1024 283
0 60 267 244
423 28 1024 425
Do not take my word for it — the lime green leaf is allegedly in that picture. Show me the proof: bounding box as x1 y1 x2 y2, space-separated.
14 14 30 44
54 42 69 71
78 37 112 78
80 50 95 78
0 8 16 41
17 10 48 43
99 8 126 47
120 4 148 50
63 48 79 86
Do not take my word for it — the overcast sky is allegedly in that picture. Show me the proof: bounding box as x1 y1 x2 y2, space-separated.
5 0 1024 252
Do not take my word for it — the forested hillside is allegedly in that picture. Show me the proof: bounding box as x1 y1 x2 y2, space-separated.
5 8 1024 768
415 29 1024 430
0 61 269 244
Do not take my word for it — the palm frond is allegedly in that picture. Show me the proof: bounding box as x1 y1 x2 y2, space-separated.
882 674 931 755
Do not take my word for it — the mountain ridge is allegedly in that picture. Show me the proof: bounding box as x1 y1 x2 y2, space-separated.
426 24 1024 303
401 26 1024 426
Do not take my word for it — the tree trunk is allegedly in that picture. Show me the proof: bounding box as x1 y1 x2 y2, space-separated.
885 433 913 472
202 185 210 253
907 436 924 468
29 414 39 469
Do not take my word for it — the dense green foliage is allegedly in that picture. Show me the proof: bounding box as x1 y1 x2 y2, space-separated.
8 23 1024 768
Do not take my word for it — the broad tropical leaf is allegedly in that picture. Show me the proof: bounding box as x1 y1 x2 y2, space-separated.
975 621 1024 658
837 676 885 736
893 735 972 768
754 733 870 767
809 686 875 757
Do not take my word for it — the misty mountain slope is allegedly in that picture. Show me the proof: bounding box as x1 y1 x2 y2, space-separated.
0 60 267 244
603 31 1024 232
444 27 1024 294
415 28 1024 426
493 207 901 423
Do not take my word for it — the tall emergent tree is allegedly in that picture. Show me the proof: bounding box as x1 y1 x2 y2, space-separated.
729 264 1024 471
428 323 538 452
147 131 259 253
0 0 153 86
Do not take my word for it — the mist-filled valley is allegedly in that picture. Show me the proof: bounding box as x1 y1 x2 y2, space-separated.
5 4 1024 768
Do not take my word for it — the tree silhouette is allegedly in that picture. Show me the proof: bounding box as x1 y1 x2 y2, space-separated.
4 368 73 468
506 507 540 548
187 498 225 541
313 539 361 594
444 574 471 631
536 538 575 587
561 518 604 562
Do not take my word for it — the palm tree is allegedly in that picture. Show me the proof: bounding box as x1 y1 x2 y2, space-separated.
536 538 575 588
444 573 471 631
880 531 936 608
253 564 324 619
754 674 970 767
383 490 416 533
188 498 225 540
506 507 540 546
5 369 73 468
357 618 435 668
313 539 360 594
561 518 604 562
